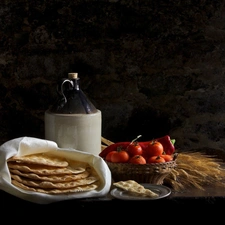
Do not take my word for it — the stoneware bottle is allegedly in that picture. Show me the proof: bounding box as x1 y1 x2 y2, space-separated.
45 72 102 156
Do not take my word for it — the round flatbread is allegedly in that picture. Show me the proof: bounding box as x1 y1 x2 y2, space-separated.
12 179 99 194
7 153 68 167
11 174 99 189
7 162 86 175
10 169 90 182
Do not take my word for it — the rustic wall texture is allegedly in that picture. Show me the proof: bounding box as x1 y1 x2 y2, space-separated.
1 0 225 152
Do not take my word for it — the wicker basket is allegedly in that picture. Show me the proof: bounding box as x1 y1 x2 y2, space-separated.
106 160 177 185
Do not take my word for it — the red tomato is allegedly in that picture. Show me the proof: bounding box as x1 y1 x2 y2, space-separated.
145 140 164 157
111 150 130 163
127 142 143 157
129 155 146 164
105 151 117 162
147 155 165 163
160 154 173 162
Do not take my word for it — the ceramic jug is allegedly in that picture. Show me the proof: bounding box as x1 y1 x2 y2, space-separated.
45 72 102 156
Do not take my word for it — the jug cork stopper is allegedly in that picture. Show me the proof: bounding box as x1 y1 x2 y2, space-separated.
68 72 78 79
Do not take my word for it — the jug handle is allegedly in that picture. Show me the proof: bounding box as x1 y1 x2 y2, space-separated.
60 79 74 103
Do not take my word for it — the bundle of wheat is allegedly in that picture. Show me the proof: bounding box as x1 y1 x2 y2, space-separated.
164 151 225 191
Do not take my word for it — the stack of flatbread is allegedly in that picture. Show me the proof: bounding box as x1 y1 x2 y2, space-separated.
7 153 100 194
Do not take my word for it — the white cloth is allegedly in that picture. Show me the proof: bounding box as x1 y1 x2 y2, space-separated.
0 136 111 204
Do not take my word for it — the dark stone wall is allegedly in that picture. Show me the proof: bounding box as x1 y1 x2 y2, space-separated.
1 0 225 151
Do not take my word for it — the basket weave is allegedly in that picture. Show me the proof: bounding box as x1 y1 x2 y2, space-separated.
106 160 177 185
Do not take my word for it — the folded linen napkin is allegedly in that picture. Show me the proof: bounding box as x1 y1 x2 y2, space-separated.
0 136 111 204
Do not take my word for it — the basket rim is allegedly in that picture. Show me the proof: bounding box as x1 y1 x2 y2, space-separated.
106 160 176 167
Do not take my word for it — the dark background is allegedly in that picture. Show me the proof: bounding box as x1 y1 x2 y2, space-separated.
1 0 225 152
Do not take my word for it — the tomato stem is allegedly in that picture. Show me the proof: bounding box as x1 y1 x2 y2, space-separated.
130 135 142 145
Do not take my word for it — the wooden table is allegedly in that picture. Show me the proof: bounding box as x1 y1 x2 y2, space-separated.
1 147 224 221
1 182 224 225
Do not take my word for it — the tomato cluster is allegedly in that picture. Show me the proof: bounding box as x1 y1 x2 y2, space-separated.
105 140 174 164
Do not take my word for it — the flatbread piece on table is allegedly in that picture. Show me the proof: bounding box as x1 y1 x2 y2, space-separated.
113 180 159 198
